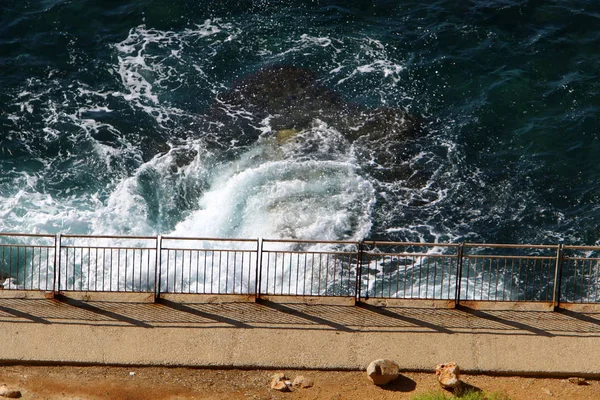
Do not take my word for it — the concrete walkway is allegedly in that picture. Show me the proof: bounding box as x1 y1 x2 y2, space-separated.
0 294 599 376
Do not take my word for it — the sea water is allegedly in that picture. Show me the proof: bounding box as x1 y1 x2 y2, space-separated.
1 1 599 296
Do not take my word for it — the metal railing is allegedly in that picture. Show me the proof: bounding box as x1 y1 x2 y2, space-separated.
561 245 600 304
459 244 559 303
1 232 600 305
58 235 158 293
0 233 56 291
159 237 259 295
260 239 359 297
360 242 460 300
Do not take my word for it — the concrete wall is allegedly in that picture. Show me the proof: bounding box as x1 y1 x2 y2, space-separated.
0 294 599 376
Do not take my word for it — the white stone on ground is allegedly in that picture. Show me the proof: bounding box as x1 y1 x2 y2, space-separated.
366 359 400 386
0 384 21 398
292 375 314 389
435 362 460 389
270 373 293 392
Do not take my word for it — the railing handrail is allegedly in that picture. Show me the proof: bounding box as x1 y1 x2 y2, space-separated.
262 238 359 245
564 245 600 250
0 243 55 248
463 254 556 260
161 246 257 252
59 245 157 250
60 234 157 240
1 232 600 307
363 241 460 247
463 243 559 249
0 232 56 239
162 236 258 243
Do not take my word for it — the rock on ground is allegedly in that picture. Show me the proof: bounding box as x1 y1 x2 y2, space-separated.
435 362 460 389
270 373 293 392
366 359 400 386
292 376 314 389
0 384 21 398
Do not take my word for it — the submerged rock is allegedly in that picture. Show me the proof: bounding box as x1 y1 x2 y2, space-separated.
185 64 425 189
132 65 425 232
139 65 423 192
276 128 301 145
211 65 421 149
366 359 400 385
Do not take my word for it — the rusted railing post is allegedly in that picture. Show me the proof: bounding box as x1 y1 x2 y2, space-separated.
54 233 61 294
154 235 162 301
355 241 364 302
552 243 564 310
255 238 263 300
454 242 465 308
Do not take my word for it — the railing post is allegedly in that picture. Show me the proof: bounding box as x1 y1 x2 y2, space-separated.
355 241 364 303
154 235 162 301
54 233 61 294
552 243 564 310
255 238 263 300
454 242 465 308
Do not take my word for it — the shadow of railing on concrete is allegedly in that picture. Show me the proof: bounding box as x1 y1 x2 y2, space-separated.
1 298 600 338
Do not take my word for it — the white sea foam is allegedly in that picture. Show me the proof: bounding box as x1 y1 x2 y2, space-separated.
26 121 376 293
161 133 375 295
113 21 238 126
328 37 406 93
171 122 375 241
296 34 340 51
172 158 374 240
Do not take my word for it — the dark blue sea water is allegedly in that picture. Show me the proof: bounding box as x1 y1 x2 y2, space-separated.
1 0 599 246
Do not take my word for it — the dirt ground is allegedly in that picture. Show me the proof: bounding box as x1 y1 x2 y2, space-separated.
0 365 598 400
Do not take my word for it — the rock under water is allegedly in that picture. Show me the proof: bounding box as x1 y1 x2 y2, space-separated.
210 65 421 148
143 65 423 188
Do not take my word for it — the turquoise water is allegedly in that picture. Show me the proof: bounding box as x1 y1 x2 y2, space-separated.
1 1 599 246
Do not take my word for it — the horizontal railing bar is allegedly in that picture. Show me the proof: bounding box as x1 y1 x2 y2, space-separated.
362 252 457 258
161 247 256 253
58 290 153 294
463 255 556 260
60 234 157 240
464 243 558 249
60 246 156 251
363 241 460 247
0 244 54 249
0 232 56 238
564 245 600 250
564 257 600 261
262 238 359 245
0 234 583 249
163 236 258 243
457 300 555 304
263 250 358 256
